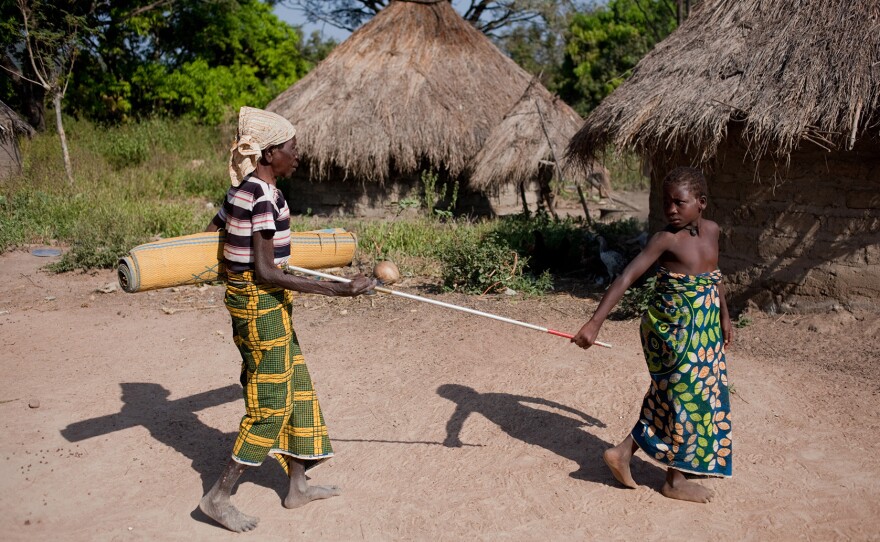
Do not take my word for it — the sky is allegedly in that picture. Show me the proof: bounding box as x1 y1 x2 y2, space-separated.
272 4 353 42
273 1 488 42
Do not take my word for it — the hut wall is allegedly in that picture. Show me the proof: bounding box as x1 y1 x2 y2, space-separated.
647 139 880 313
281 166 542 218
0 139 23 180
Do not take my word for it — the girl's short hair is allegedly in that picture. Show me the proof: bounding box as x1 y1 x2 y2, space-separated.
663 167 708 198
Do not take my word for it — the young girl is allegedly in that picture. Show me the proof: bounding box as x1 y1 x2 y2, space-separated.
572 167 733 503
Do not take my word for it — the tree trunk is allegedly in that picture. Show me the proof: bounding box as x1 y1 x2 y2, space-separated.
53 93 74 185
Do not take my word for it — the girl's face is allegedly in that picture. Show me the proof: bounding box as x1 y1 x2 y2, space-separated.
663 183 706 228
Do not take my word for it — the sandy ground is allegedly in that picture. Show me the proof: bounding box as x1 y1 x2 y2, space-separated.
1 248 879 542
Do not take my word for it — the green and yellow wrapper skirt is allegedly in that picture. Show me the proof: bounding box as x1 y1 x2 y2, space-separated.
225 271 333 472
632 267 732 477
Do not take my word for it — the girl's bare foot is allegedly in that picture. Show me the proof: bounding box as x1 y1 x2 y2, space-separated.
283 484 342 509
199 491 260 533
603 436 638 488
661 468 714 503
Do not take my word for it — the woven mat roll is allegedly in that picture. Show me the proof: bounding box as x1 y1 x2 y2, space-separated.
118 229 357 293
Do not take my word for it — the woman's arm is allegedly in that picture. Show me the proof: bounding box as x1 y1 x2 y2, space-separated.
252 230 374 296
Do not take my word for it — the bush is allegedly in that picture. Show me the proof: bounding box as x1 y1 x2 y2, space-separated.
101 132 150 170
490 211 589 274
0 118 224 268
440 232 552 295
617 275 657 319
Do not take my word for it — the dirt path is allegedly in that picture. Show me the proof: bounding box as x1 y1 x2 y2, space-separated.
1 249 878 541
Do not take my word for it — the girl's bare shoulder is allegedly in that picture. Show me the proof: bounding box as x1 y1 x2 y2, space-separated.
648 229 677 247
702 219 721 237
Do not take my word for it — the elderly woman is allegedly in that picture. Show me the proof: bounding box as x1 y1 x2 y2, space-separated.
200 107 374 532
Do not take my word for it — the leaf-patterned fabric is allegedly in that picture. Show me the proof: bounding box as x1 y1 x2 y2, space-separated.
632 267 732 477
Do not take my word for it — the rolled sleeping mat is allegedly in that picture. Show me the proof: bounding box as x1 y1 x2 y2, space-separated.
118 228 357 293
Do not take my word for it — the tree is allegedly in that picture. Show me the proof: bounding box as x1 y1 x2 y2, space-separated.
0 0 89 184
2 0 324 124
66 0 314 123
558 0 680 116
494 1 584 92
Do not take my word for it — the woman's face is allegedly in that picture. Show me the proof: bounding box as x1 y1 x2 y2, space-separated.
272 137 299 177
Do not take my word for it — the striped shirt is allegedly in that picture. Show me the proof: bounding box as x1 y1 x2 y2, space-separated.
211 176 291 273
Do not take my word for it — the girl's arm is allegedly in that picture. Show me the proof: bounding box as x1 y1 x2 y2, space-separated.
252 230 374 296
571 233 671 349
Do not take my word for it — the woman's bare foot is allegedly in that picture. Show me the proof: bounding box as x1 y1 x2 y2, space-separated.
199 490 260 532
283 484 342 509
661 469 714 503
285 458 341 509
603 436 638 488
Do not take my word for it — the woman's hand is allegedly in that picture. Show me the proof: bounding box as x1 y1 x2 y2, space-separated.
333 274 376 297
571 320 602 350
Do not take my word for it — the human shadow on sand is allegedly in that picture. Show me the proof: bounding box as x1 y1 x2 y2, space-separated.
60 382 292 516
437 384 666 487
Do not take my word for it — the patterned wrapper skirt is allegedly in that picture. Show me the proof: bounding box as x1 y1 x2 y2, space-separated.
224 271 333 473
632 267 732 477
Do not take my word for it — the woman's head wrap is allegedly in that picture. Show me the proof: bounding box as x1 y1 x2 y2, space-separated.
228 106 297 186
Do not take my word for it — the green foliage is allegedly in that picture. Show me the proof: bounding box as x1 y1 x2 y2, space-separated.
0 118 225 268
735 315 752 329
440 232 553 296
3 1 323 124
601 149 650 191
145 59 289 125
490 211 588 274
99 130 150 170
420 170 458 220
592 216 646 245
393 197 421 217
619 275 657 318
559 0 678 115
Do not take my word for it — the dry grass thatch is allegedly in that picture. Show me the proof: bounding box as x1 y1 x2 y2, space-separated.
468 78 588 191
567 0 880 167
0 100 34 144
267 0 536 183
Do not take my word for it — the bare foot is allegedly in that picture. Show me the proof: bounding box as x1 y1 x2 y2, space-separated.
283 484 342 509
603 443 638 489
199 492 260 532
661 470 714 503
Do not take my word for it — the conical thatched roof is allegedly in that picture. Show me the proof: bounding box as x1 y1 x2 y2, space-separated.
0 101 34 144
267 0 536 182
567 0 880 166
469 78 588 191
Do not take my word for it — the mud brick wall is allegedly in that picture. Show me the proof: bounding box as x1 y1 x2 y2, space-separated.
281 165 542 218
648 138 880 313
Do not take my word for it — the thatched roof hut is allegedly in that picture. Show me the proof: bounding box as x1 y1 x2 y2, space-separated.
469 78 588 192
268 0 535 183
0 100 34 180
567 0 880 165
567 0 880 312
267 0 588 216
